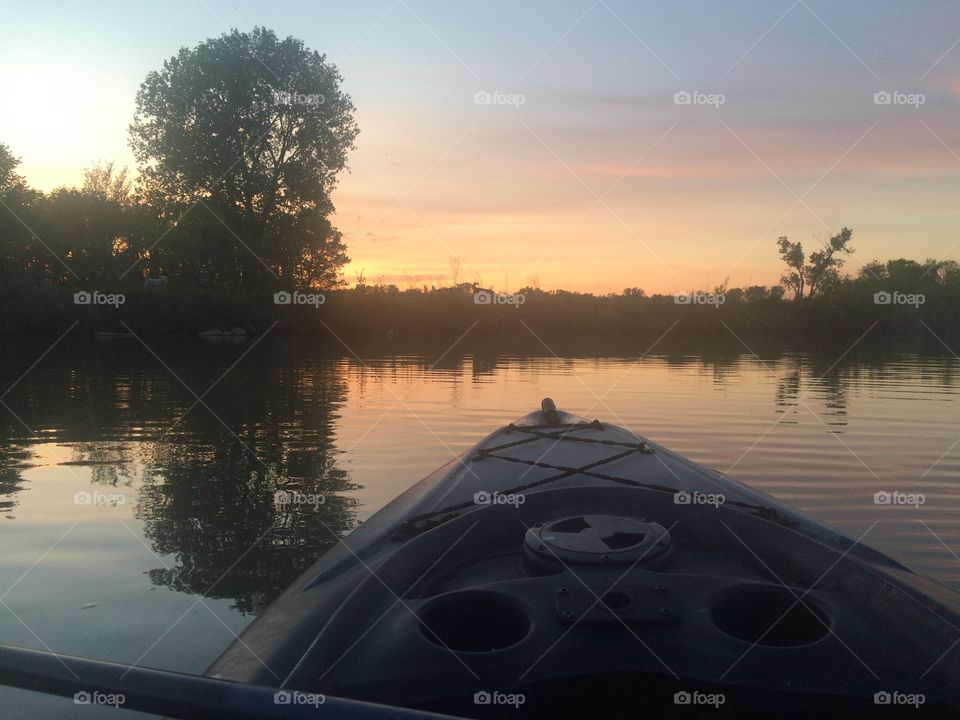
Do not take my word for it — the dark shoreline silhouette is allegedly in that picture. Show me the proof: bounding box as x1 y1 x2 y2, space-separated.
1 276 958 341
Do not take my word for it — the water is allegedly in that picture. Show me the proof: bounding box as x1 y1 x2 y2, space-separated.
1 335 958 716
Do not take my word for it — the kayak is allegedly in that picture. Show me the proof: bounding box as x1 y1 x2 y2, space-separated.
206 399 960 718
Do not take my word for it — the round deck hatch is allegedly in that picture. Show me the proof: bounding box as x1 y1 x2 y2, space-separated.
525 515 671 564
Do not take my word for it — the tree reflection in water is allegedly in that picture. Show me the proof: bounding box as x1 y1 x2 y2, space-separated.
135 350 358 615
0 339 358 615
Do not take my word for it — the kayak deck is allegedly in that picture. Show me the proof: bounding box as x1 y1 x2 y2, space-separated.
208 401 960 718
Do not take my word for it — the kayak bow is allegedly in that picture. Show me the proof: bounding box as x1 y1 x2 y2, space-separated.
206 399 960 718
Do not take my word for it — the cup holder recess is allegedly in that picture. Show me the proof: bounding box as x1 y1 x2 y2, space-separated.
419 590 531 652
710 584 831 647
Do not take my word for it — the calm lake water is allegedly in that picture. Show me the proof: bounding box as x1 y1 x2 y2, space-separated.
1 334 958 716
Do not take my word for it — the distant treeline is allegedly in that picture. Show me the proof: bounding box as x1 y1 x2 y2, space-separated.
2 266 958 341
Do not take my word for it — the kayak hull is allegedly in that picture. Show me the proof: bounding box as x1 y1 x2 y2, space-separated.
208 404 960 718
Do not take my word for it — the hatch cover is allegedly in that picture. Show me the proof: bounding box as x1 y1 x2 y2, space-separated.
524 515 671 564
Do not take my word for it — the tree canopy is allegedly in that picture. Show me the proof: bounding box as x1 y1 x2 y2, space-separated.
0 142 24 196
129 27 359 288
777 228 854 300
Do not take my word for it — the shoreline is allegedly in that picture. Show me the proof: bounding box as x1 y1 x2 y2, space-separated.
2 284 957 344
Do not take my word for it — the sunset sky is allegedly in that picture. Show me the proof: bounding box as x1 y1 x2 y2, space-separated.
1 0 959 294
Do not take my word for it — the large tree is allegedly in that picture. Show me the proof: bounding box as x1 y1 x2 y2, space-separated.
0 142 48 283
0 142 23 196
777 228 854 300
129 27 358 288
